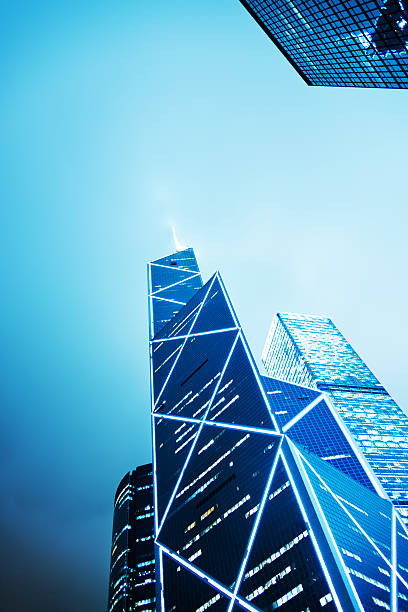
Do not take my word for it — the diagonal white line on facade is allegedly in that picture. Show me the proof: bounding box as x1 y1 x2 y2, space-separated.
153 344 183 376
234 595 262 612
152 411 281 437
150 262 197 272
166 302 202 339
150 326 240 343
157 544 262 610
227 440 283 612
280 448 349 612
158 543 262 611
156 331 240 537
216 271 241 329
151 271 201 296
282 394 325 433
238 330 280 432
151 295 187 306
297 448 408 591
153 275 217 410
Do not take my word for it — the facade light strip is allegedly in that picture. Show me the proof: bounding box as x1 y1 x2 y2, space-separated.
217 272 241 329
150 327 240 343
227 441 283 611
151 272 201 296
152 412 281 437
158 544 261 612
158 545 234 601
391 508 397 612
152 296 187 306
282 395 325 433
148 327 160 536
150 262 196 272
159 545 165 611
284 444 364 612
151 406 159 535
156 331 240 536
282 453 343 612
153 275 217 409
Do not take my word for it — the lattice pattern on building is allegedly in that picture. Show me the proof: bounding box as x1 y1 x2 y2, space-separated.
240 0 408 88
148 249 408 611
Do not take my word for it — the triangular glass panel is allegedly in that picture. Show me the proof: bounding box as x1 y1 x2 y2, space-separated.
238 457 333 609
207 337 276 430
297 451 393 606
189 276 236 335
150 265 200 294
154 275 215 341
261 375 321 430
154 274 202 303
285 398 377 493
155 330 239 420
161 552 231 611
151 297 187 338
158 427 281 590
397 578 408 612
152 247 200 273
154 416 201 525
151 337 185 402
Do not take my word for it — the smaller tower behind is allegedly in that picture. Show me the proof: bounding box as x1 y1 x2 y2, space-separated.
107 465 155 612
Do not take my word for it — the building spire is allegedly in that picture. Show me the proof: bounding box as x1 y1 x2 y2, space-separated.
171 225 187 252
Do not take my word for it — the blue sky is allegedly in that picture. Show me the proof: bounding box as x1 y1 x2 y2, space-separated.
1 1 408 610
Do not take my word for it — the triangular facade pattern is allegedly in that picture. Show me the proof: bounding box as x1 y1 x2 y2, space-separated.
148 249 408 611
148 247 203 338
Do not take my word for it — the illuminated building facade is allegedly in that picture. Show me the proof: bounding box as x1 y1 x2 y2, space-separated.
262 313 408 525
107 465 155 612
147 247 203 340
239 0 408 88
148 248 408 611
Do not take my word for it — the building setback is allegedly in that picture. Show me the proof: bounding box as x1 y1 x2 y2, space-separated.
107 465 155 612
262 312 408 525
239 0 408 88
148 248 408 611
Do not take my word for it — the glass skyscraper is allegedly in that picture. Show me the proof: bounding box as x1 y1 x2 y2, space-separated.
148 248 408 611
239 0 408 88
107 465 155 612
262 313 408 525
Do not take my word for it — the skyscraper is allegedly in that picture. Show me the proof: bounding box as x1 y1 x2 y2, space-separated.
148 248 408 611
239 0 408 88
262 313 408 525
107 465 155 612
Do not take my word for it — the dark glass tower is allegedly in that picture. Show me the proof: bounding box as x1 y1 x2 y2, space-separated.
148 248 408 611
107 465 155 612
262 313 408 526
239 0 408 88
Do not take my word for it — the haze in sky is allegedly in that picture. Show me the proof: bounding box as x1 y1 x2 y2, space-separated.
1 1 408 610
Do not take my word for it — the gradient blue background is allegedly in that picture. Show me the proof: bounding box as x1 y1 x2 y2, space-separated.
1 1 408 610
